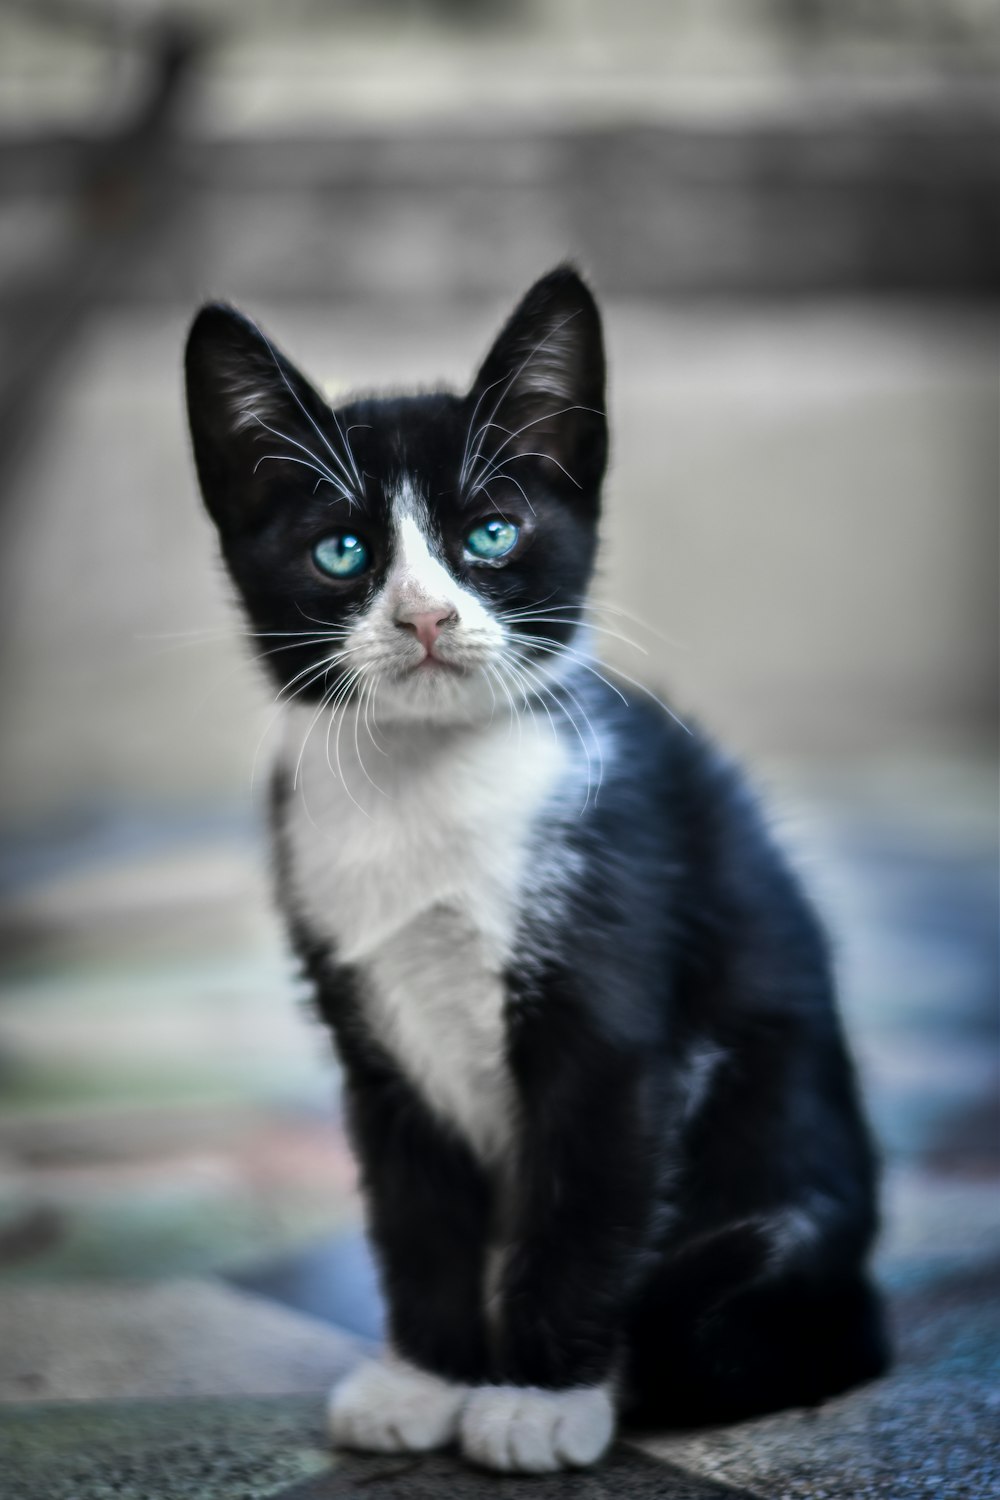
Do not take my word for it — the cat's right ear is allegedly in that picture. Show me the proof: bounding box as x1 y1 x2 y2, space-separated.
184 303 333 534
465 266 608 500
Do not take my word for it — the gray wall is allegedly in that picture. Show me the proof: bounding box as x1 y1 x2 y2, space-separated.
0 4 996 819
0 295 994 819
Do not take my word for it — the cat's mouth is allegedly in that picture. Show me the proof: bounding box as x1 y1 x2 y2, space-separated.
408 654 464 675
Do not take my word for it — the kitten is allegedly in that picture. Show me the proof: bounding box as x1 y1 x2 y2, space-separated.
184 267 888 1473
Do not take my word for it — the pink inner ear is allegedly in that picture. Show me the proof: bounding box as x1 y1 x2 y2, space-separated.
465 274 606 496
489 391 591 490
229 384 285 436
468 364 585 494
508 309 583 402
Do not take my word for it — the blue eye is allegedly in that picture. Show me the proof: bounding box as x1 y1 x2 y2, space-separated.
465 518 520 562
313 531 370 579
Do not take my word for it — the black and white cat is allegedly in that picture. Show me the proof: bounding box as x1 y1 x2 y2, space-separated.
185 267 888 1473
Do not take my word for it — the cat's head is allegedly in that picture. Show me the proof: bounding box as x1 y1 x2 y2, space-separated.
184 266 607 726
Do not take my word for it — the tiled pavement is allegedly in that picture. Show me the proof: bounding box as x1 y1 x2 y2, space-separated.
0 759 996 1496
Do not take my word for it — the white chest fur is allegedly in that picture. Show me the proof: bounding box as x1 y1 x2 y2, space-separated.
279 708 569 1163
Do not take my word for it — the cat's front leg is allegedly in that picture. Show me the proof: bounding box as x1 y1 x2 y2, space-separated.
327 1052 493 1455
460 1015 658 1473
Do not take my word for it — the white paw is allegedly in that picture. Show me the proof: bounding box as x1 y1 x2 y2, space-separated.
328 1355 467 1454
460 1383 615 1473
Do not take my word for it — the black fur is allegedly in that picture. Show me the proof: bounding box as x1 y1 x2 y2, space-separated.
185 268 604 695
189 266 888 1429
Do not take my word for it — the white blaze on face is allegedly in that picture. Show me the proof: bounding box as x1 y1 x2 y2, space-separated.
337 475 504 724
387 481 498 644
389 505 461 629
389 474 464 615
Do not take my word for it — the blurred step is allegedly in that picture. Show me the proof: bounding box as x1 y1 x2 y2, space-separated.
1 100 998 302
0 1277 361 1402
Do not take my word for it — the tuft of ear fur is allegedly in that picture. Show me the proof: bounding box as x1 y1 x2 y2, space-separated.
465 266 607 501
185 303 345 533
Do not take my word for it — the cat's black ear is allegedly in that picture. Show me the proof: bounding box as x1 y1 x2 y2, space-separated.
466 265 607 499
184 303 338 533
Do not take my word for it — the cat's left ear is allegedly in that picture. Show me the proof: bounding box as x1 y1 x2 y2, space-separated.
466 265 607 500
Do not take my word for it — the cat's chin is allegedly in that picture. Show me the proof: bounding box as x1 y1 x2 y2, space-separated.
372 664 501 728
408 655 466 676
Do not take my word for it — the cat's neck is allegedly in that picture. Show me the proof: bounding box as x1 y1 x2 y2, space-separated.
279 696 569 826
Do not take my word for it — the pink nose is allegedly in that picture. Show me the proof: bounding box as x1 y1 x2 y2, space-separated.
395 607 458 654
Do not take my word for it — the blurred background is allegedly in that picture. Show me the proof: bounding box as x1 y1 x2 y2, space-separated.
0 3 997 1493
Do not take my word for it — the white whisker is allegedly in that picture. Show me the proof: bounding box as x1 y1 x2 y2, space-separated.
500 613 649 658
330 678 372 819
470 426 585 494
362 673 388 758
351 670 388 798
501 648 603 812
515 633 690 735
244 412 354 503
251 321 361 498
462 312 582 489
459 372 508 491
299 666 356 793
253 451 352 501
486 662 520 744
250 651 352 798
470 471 536 515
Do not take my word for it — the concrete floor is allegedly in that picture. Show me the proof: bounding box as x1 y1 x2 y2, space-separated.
0 759 996 1497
